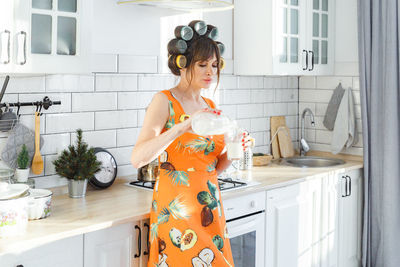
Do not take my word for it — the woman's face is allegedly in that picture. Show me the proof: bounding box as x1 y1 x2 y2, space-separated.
187 54 218 89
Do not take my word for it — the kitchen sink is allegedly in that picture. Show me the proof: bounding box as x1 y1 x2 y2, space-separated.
280 156 345 168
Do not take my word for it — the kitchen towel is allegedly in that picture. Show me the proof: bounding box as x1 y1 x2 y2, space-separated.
331 87 358 154
1 123 44 169
323 83 345 130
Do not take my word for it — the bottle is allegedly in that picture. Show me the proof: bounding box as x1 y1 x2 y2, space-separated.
191 112 235 136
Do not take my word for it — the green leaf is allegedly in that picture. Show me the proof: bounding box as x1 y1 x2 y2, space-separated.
197 191 214 205
168 195 190 220
165 170 189 186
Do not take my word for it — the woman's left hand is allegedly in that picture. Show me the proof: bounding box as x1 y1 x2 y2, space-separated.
241 130 255 151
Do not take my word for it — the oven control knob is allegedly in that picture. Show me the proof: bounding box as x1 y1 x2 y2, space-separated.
250 200 256 208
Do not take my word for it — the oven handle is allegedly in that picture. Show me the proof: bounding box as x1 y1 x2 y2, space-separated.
227 212 264 238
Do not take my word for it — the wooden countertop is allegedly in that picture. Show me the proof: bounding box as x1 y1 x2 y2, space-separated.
0 152 363 255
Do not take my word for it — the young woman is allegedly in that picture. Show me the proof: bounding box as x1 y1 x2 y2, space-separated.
131 21 249 267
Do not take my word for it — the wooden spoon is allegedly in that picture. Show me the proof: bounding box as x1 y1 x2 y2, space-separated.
31 112 43 174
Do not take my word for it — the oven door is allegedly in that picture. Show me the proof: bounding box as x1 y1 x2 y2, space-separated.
227 211 265 267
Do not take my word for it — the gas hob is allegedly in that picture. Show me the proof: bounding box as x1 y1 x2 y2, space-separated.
126 177 260 192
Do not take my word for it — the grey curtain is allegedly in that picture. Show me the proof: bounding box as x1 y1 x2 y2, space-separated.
358 0 400 266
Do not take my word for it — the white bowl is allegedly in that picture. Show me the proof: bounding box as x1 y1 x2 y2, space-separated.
28 189 52 220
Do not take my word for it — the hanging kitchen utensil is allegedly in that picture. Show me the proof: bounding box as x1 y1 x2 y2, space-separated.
0 75 10 103
0 104 18 132
31 111 43 175
88 147 118 189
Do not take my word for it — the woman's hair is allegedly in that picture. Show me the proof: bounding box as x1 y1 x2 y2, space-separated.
168 27 222 90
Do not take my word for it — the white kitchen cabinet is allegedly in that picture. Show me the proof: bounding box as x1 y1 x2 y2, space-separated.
234 0 335 76
84 222 138 267
265 168 363 267
83 220 151 267
337 168 363 267
0 0 91 74
265 178 322 267
1 235 83 267
320 172 340 267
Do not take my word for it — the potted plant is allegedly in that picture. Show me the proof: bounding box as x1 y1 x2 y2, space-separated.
15 144 30 183
53 129 101 198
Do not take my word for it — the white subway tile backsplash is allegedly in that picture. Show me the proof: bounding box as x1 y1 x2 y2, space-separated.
1 94 18 104
3 76 45 93
250 118 269 132
219 76 238 89
223 90 251 104
236 119 251 130
44 154 57 176
237 104 263 119
275 89 298 102
71 130 116 148
219 105 237 120
95 110 137 130
46 113 94 133
118 92 155 110
251 89 274 103
20 114 46 133
117 128 140 147
250 132 264 146
117 164 138 178
299 89 332 103
41 133 70 155
96 74 138 92
316 130 332 144
72 93 117 112
264 103 288 117
315 103 328 116
138 74 176 91
299 76 316 89
46 75 94 92
108 146 134 165
287 77 298 88
316 76 352 90
238 76 264 89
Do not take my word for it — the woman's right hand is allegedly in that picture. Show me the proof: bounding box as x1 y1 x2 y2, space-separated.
174 107 222 134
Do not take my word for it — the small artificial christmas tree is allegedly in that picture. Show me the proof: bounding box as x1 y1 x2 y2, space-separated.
53 129 101 181
17 144 29 169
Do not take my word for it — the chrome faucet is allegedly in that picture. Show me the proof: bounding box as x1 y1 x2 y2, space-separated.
300 108 315 156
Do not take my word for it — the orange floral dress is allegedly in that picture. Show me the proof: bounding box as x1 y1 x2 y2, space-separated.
148 90 234 267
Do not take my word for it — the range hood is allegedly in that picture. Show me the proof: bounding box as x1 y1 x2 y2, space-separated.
117 0 234 12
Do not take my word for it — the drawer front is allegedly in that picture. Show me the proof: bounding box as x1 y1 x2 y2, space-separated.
223 191 266 220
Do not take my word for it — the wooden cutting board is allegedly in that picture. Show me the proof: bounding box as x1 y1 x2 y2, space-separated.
277 125 295 158
270 116 286 159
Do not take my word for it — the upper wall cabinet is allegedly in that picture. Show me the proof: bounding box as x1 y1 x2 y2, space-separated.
0 0 91 74
234 0 335 76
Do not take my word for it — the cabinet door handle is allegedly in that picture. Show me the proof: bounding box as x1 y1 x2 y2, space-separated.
308 50 314 71
17 31 27 65
302 49 308 70
143 223 150 256
1 30 11 64
134 225 141 258
16 265 24 267
346 175 352 196
341 175 348 197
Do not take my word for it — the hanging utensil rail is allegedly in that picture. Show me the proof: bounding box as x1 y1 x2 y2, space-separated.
0 96 61 110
